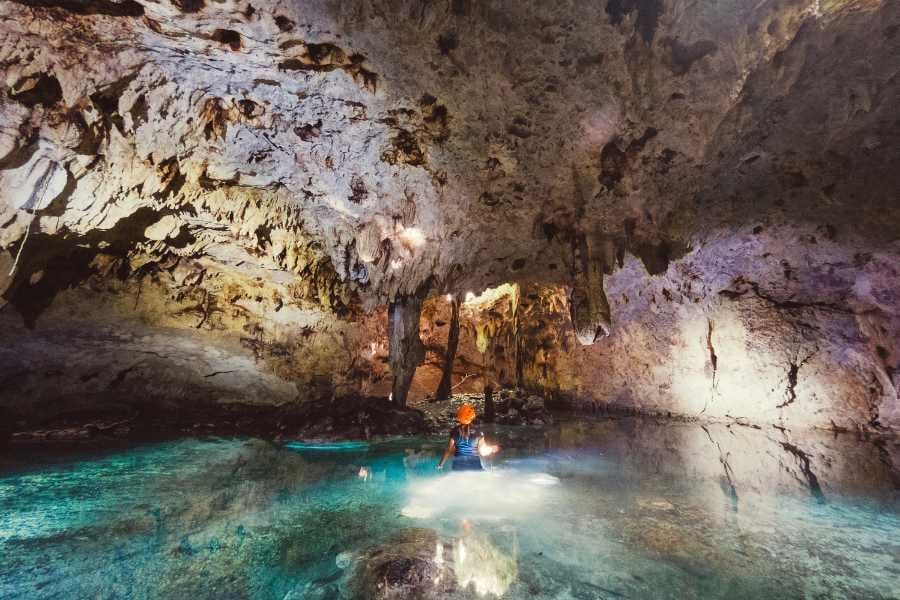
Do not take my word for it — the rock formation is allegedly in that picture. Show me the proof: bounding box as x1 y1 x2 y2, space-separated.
434 296 460 402
388 292 426 406
0 0 898 435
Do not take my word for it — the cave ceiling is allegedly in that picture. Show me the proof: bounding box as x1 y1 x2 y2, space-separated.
1 0 896 313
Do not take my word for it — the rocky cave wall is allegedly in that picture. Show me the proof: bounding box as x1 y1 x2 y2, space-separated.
408 246 900 433
0 0 898 434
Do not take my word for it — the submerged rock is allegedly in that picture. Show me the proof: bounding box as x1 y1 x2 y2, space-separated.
352 526 518 599
353 528 454 599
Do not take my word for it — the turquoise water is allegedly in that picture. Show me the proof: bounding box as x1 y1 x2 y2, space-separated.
1 418 898 599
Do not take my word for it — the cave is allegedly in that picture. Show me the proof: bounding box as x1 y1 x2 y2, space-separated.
0 1 898 598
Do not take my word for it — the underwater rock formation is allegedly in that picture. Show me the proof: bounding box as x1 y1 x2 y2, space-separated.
352 528 455 599
0 0 897 434
352 526 518 599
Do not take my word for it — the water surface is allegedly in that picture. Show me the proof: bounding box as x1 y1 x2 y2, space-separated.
1 418 898 599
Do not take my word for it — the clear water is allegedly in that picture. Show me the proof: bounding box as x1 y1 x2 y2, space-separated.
1 418 898 599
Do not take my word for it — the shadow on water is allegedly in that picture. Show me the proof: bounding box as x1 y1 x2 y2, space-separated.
1 417 898 599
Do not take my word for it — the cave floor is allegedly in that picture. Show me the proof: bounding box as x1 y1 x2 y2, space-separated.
1 417 897 599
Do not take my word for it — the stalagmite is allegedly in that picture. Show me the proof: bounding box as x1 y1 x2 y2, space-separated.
435 296 460 402
484 384 495 423
388 294 426 406
569 234 612 345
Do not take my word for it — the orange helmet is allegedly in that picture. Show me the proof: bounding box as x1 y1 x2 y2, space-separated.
457 404 476 424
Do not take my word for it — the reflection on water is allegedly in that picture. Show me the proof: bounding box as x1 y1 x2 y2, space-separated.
1 418 898 599
453 520 518 597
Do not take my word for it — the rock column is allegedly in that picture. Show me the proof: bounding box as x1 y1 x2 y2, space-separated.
435 296 460 401
484 384 495 423
388 294 426 406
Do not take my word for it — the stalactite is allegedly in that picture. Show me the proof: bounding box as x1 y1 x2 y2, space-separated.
435 297 460 401
388 294 425 406
569 233 612 345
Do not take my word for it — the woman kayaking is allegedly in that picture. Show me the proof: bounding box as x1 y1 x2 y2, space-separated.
437 403 498 471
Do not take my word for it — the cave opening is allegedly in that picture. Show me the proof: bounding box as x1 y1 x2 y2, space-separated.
0 0 898 598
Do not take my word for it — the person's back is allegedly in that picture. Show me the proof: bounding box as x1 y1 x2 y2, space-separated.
450 423 483 471
438 403 498 472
